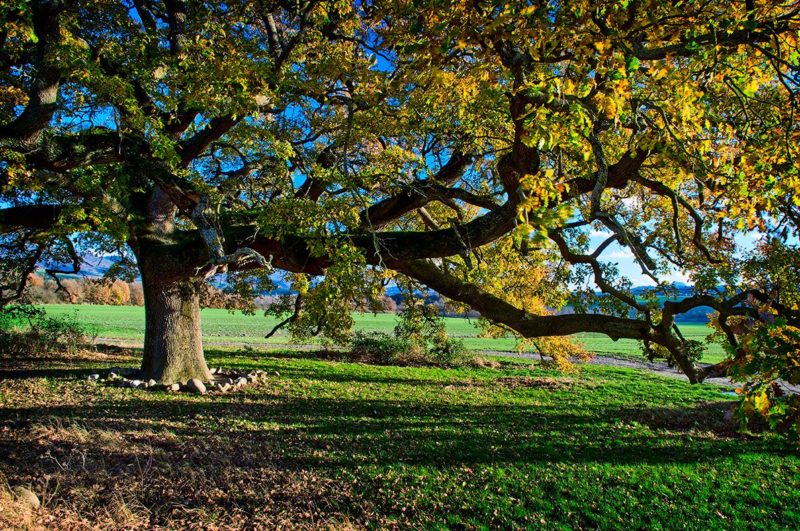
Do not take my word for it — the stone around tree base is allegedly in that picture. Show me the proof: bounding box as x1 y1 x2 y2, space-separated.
11 486 40 510
186 378 207 394
108 367 139 379
95 368 267 394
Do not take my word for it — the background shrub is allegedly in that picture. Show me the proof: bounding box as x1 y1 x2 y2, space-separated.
0 305 96 357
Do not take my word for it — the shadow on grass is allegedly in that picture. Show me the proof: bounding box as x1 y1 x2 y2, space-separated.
0 389 761 474
205 346 340 360
0 367 104 380
0 349 139 379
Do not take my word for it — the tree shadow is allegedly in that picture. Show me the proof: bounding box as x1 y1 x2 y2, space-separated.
0 392 766 472
1 369 788 528
0 344 140 375
0 367 104 380
205 347 338 361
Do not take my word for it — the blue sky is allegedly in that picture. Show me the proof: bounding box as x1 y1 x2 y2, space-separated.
588 231 690 286
590 230 774 286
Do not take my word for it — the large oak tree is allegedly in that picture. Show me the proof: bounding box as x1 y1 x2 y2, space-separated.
2 1 799 393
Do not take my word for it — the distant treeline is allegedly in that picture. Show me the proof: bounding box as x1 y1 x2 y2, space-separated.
25 273 144 306
24 273 238 308
23 273 406 312
23 273 705 321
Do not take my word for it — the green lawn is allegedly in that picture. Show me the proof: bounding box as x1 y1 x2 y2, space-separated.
0 348 796 528
42 303 727 363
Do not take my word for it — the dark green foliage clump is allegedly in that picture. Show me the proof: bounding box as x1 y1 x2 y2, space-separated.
348 331 470 367
349 331 416 365
348 303 469 367
0 304 96 357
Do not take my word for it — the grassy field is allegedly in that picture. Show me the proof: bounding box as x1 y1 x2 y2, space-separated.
0 347 797 528
42 303 727 363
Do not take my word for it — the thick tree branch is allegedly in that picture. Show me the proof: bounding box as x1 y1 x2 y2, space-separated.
0 205 64 233
359 151 473 228
179 117 240 167
0 1 65 145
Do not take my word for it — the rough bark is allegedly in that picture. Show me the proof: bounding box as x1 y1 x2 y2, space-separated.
139 258 211 384
133 186 212 384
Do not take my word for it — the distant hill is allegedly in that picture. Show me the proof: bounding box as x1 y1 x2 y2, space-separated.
628 282 711 322
630 281 695 297
40 255 125 279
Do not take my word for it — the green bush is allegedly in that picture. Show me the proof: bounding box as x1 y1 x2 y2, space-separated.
428 334 468 366
0 305 96 357
348 330 472 368
0 304 44 332
349 331 417 365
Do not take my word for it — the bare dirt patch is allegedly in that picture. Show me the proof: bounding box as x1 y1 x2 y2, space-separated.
0 345 139 372
494 376 579 391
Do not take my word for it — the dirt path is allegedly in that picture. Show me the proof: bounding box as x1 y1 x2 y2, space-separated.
483 350 737 387
483 350 800 394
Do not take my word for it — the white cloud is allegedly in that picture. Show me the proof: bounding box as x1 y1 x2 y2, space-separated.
605 249 634 260
589 229 613 238
661 270 691 284
628 274 655 286
628 270 690 287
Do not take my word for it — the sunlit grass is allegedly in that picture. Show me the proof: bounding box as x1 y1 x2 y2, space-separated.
42 303 727 363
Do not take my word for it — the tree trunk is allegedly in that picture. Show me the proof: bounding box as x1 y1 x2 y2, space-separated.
140 262 211 384
130 186 213 384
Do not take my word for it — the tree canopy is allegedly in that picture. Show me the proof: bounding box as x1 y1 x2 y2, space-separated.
2 0 800 426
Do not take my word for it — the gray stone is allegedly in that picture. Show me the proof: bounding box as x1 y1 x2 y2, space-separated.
723 407 735 423
218 383 231 392
236 377 248 387
109 367 137 378
167 383 180 392
129 379 143 388
187 378 207 394
11 486 40 510
87 374 100 381
209 367 218 375
146 379 157 388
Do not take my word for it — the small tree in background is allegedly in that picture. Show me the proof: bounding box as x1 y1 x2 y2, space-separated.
128 283 144 306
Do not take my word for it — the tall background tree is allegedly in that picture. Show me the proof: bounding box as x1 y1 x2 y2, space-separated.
1 0 799 421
